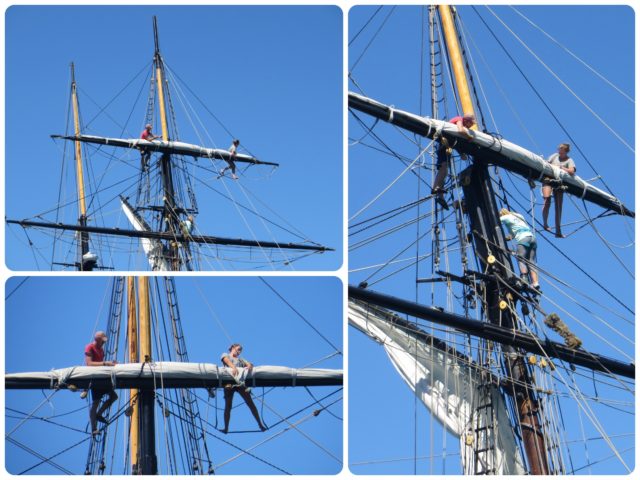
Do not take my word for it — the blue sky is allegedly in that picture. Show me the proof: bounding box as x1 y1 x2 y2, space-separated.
349 5 634 474
5 276 343 474
5 5 343 271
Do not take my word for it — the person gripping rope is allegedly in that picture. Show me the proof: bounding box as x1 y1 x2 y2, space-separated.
432 114 476 210
499 208 540 292
542 143 576 238
140 124 159 170
84 331 118 436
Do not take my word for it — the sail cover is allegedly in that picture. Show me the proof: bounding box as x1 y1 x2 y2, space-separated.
6 362 343 390
349 300 526 475
52 134 278 166
349 92 633 217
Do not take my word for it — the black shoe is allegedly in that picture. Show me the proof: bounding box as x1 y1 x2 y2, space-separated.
96 415 108 424
259 424 267 432
436 197 449 210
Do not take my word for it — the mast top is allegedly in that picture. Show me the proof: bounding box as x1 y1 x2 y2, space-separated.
153 16 160 56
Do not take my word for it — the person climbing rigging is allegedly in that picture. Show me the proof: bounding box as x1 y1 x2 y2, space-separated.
220 139 240 180
432 114 476 210
84 331 118 436
499 208 540 292
542 143 576 238
181 215 194 237
219 343 267 434
140 124 159 170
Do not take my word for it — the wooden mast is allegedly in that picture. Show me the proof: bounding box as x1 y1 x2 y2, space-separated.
436 6 548 474
127 278 140 474
152 16 181 270
137 276 157 474
437 6 476 124
70 63 94 270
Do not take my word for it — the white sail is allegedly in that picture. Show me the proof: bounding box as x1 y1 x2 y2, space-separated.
120 199 170 271
349 300 526 475
6 362 343 390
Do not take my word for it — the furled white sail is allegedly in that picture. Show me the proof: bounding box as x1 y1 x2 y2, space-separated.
349 300 526 475
348 92 633 217
120 199 169 271
5 362 343 390
52 134 277 166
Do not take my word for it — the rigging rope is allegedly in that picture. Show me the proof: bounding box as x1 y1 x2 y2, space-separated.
350 142 434 222
350 6 397 73
260 278 342 354
472 6 628 201
510 6 634 103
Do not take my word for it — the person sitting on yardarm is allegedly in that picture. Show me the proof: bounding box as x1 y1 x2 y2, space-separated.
220 343 267 434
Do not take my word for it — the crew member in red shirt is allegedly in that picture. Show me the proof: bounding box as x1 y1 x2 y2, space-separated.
140 124 158 170
432 113 476 210
85 331 118 436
